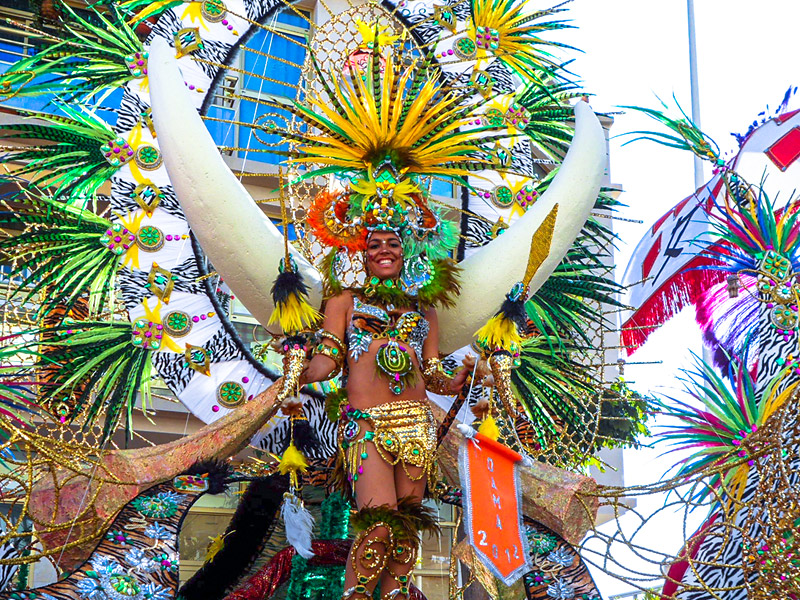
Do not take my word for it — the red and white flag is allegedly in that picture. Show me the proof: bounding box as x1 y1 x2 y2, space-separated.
620 174 726 353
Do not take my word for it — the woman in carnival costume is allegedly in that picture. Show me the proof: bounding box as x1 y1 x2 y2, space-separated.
264 24 526 600
298 209 468 599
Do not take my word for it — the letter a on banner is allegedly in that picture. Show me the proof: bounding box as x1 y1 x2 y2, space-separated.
458 431 531 585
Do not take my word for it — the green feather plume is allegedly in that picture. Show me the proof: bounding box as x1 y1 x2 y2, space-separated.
516 76 582 158
22 321 153 441
0 185 120 319
0 102 119 205
2 3 145 102
621 97 722 164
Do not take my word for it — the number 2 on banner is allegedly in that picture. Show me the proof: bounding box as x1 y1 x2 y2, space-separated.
478 530 488 546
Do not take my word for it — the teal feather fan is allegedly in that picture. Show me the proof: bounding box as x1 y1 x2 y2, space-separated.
0 185 121 319
658 354 790 509
621 98 722 164
0 102 119 204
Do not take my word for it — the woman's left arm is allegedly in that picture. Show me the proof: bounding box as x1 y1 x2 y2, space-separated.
421 308 469 394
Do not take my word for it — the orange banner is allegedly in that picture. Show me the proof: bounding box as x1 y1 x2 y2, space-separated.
459 432 531 585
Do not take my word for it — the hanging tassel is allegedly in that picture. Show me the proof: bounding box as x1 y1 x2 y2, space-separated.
268 259 321 334
278 442 309 488
280 492 315 559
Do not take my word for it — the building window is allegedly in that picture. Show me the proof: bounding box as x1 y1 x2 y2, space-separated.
207 8 311 165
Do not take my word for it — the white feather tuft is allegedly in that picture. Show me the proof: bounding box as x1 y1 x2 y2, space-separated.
281 492 315 559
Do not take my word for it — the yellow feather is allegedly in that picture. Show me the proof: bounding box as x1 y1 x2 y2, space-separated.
267 293 321 334
475 315 523 352
204 532 233 564
279 442 309 475
478 415 500 441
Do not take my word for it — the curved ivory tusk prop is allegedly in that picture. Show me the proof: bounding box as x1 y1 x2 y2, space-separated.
148 38 323 327
438 101 606 353
150 35 603 349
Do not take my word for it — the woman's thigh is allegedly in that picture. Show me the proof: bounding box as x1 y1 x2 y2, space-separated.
394 463 426 502
351 439 398 509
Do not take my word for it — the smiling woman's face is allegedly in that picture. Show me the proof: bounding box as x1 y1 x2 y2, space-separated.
365 231 403 279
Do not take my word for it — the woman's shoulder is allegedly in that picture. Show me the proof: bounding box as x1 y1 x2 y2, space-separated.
324 289 354 313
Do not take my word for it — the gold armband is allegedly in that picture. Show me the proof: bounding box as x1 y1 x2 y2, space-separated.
317 329 345 352
314 329 345 377
314 342 344 371
422 357 454 395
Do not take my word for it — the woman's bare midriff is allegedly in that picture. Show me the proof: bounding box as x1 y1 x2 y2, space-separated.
344 336 428 409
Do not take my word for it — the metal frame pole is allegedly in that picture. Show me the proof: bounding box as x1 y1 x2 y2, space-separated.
687 0 704 190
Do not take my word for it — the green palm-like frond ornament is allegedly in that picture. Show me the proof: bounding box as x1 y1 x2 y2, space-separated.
469 0 576 84
1 3 145 102
622 97 722 164
516 75 582 157
0 101 119 204
0 184 122 319
13 321 155 441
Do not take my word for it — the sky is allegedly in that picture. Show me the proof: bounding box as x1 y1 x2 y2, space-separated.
560 1 800 596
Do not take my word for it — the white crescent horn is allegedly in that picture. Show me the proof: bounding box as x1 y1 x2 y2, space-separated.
148 37 323 328
438 101 607 353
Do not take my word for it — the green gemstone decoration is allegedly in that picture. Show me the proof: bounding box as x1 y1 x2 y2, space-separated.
136 225 165 252
132 493 179 519
453 36 477 59
164 310 192 337
376 340 414 395
485 108 505 128
492 185 514 208
527 529 558 555
134 144 163 170
217 381 246 408
201 0 226 22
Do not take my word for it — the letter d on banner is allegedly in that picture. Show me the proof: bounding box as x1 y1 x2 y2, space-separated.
458 432 532 585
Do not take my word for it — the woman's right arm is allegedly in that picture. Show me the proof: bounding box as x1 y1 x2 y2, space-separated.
300 292 350 385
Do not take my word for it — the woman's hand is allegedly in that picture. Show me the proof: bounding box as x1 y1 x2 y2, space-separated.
448 354 475 393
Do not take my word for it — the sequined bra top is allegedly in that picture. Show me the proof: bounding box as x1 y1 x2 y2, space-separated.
347 296 430 363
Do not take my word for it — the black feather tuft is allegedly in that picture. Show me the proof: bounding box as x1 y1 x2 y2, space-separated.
292 417 321 456
177 475 289 600
499 296 528 332
271 270 309 306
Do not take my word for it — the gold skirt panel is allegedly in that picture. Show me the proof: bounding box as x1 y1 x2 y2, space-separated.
340 399 437 488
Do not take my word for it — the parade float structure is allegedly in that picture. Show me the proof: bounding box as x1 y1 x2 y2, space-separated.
1 0 787 598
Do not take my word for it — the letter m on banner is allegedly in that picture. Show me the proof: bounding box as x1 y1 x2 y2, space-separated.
458 432 531 585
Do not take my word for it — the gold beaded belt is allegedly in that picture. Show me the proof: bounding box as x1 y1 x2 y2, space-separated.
341 399 437 486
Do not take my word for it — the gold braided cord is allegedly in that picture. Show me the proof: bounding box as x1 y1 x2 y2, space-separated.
193 57 302 90
0 416 138 565
241 44 305 69
222 2 314 34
